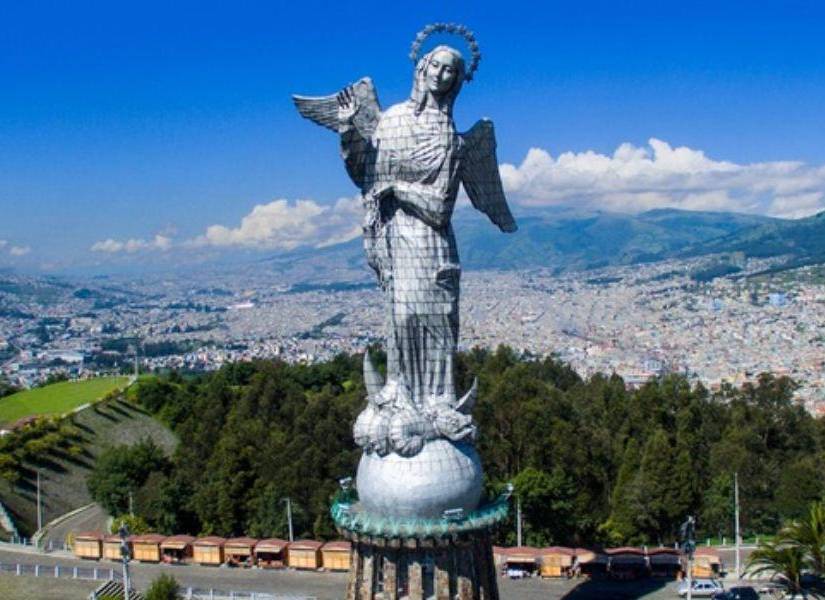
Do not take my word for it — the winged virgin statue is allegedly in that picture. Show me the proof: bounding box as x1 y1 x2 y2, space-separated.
293 29 517 460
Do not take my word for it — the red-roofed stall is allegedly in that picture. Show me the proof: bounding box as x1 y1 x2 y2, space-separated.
538 546 575 578
574 548 608 578
160 535 195 564
647 547 682 578
193 536 226 566
102 534 127 561
73 532 102 560
607 547 648 580
502 546 539 578
224 537 258 567
692 547 722 579
131 534 166 563
288 540 323 570
254 538 289 569
321 541 352 571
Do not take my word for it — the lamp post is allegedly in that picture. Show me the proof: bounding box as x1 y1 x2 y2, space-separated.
119 523 131 600
282 497 294 542
680 515 696 600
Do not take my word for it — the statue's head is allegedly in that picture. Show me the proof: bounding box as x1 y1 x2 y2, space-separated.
411 45 466 115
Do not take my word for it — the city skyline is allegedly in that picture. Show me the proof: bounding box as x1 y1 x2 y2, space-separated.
3 1 825 272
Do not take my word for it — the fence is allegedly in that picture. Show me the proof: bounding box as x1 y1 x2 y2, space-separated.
0 560 317 600
181 592 316 600
0 560 122 582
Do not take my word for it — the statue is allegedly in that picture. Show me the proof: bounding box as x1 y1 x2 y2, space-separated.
294 23 516 519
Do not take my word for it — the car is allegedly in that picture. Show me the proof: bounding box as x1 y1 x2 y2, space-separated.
678 578 725 597
711 586 759 600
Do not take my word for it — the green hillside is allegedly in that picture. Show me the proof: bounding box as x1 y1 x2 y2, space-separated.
0 395 177 537
0 377 129 427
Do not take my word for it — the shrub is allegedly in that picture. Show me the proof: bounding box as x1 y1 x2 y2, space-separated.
145 573 181 600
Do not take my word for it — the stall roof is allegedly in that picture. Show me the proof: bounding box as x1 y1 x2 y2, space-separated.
503 547 539 563
289 540 323 551
255 538 289 553
194 536 226 547
647 547 680 555
225 537 259 549
131 534 167 545
606 547 646 555
322 541 352 552
75 532 103 541
538 546 575 556
161 535 195 550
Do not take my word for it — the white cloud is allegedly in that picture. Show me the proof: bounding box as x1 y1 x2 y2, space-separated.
0 240 7 249
9 246 30 256
192 197 362 250
500 138 825 218
91 234 172 254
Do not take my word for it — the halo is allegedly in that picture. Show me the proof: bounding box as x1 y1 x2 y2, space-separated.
409 23 481 82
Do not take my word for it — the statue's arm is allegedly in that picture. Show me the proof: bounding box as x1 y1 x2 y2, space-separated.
339 119 372 191
388 181 453 230
293 78 381 191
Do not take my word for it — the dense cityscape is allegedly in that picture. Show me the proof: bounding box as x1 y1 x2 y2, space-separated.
2 254 823 414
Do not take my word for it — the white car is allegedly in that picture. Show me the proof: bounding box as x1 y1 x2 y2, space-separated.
678 578 725 597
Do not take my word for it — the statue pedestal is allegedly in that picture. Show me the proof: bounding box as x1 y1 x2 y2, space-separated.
344 531 499 600
332 495 509 600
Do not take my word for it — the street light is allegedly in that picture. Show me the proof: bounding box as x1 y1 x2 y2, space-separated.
282 497 294 542
680 515 696 600
119 523 131 600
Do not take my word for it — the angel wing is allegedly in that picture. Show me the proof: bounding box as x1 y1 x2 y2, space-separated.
460 119 518 233
292 77 381 139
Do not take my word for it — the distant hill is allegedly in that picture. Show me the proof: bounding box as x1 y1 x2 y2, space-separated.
261 206 785 280
681 210 825 267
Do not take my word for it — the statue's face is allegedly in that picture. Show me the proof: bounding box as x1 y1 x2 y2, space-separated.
426 50 460 96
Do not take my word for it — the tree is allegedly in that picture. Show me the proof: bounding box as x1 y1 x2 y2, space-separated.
145 573 181 600
87 438 170 515
110 514 149 535
0 375 19 399
783 501 825 576
746 540 807 596
513 466 576 546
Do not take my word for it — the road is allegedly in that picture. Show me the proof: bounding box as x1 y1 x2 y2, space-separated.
0 545 768 600
38 503 109 550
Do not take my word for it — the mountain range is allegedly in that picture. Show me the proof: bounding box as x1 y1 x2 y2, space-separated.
264 207 825 282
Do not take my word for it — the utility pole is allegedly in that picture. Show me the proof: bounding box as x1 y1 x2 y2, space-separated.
734 471 741 580
284 497 294 542
128 491 134 517
36 471 42 532
516 497 523 548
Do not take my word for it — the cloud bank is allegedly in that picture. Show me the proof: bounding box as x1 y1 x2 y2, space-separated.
499 138 825 219
89 139 825 255
191 197 361 250
0 240 32 258
91 234 172 254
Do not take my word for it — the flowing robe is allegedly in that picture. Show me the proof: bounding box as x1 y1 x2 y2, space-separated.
341 100 463 410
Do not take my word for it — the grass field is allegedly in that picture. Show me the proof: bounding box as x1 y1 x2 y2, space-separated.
0 377 129 427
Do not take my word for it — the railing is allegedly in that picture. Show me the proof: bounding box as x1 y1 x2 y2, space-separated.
0 560 317 600
181 592 316 600
0 560 121 581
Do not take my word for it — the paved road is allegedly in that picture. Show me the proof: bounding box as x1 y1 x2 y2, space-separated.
39 503 108 550
0 547 763 600
0 544 766 600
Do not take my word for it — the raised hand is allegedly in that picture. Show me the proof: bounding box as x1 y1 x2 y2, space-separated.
337 85 358 122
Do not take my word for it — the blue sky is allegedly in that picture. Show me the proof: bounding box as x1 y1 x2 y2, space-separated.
2 1 825 271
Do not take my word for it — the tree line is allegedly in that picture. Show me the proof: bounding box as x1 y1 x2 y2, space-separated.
88 347 825 547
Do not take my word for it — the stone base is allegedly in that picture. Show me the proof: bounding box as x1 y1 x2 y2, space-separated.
344 531 499 600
